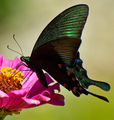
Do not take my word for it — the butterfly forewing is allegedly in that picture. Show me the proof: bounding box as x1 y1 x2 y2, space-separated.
32 4 88 53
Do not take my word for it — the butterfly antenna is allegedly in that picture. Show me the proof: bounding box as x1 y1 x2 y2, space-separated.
7 34 24 56
13 34 24 55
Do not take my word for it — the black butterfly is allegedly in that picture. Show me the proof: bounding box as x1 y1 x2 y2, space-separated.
20 4 110 102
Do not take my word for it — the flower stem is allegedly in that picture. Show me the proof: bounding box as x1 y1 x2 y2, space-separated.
0 115 6 120
0 108 8 120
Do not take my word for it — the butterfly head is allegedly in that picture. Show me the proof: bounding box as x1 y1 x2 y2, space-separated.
20 56 30 63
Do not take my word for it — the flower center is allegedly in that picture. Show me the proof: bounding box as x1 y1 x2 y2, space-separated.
0 67 24 93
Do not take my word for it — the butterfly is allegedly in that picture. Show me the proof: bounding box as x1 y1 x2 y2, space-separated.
20 4 110 102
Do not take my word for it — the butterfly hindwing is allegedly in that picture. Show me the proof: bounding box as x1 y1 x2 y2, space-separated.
30 38 81 66
36 60 109 102
67 52 110 91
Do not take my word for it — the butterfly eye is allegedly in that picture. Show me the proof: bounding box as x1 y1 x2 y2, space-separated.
20 56 25 62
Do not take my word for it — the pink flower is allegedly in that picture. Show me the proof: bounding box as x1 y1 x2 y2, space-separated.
0 54 64 118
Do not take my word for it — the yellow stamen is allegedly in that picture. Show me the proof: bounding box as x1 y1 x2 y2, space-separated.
0 67 24 93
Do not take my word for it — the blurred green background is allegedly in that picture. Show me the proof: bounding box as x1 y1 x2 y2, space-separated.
0 0 114 120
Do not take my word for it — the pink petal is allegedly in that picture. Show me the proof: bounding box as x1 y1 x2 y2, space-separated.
7 97 24 110
12 57 21 68
7 88 30 97
22 72 38 88
4 88 29 109
12 57 26 70
26 73 54 98
20 98 41 109
11 57 30 80
48 93 65 106
2 58 13 67
32 92 51 102
0 55 3 66
48 83 60 94
39 90 65 106
0 90 9 107
9 97 40 110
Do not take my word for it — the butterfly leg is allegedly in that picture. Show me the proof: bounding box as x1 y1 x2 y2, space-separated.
36 69 48 88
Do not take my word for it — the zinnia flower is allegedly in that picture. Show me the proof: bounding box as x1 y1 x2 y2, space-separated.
0 54 64 120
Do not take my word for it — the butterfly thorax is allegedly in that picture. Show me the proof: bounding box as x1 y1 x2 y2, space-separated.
21 56 44 72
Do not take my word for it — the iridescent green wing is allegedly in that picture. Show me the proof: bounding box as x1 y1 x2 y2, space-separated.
67 52 110 91
32 4 88 53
